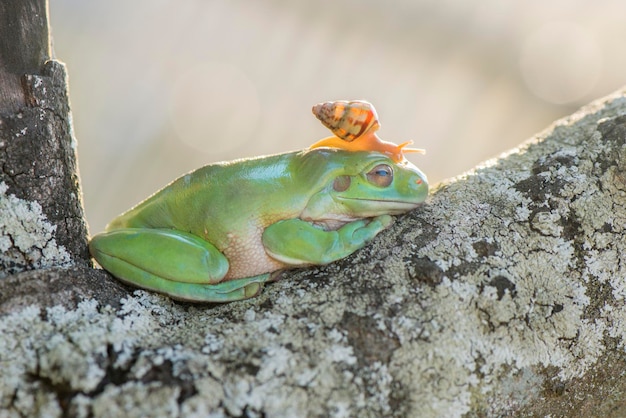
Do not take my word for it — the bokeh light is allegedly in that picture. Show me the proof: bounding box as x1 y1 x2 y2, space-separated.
520 22 602 104
169 62 261 155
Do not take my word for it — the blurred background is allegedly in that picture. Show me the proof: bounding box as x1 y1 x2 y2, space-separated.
49 0 626 233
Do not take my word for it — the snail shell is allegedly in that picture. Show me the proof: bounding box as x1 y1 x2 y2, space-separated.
312 100 380 141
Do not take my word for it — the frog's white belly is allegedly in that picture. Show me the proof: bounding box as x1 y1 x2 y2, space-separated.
222 230 288 280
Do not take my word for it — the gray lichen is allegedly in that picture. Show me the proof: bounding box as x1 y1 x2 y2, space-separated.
0 181 71 278
1 89 626 417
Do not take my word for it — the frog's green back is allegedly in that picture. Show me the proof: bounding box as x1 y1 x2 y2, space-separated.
105 149 345 247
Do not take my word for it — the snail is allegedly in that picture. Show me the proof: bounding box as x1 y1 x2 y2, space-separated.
309 100 424 163
312 100 380 141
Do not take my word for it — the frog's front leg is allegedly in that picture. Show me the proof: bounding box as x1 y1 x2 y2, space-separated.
262 215 393 266
89 229 268 302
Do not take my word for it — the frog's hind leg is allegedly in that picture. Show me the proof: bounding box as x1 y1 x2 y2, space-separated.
165 274 271 303
90 228 229 283
90 228 268 302
103 260 269 302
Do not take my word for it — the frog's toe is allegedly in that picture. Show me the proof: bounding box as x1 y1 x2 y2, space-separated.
243 282 263 298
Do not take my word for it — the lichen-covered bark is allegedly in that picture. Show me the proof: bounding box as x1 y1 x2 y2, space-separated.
0 60 89 276
0 89 625 417
0 0 89 277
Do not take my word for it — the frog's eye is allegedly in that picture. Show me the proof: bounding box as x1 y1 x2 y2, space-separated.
333 175 351 192
366 164 393 187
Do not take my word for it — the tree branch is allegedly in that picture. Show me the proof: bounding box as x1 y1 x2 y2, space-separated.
0 0 89 276
0 0 50 113
1 88 625 416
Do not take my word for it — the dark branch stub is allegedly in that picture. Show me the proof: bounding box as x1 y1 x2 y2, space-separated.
0 0 90 275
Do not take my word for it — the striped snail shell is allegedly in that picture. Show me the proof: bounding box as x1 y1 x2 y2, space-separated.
312 100 380 141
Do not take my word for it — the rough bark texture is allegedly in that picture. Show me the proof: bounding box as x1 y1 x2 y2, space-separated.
0 0 89 277
0 87 625 417
0 0 49 113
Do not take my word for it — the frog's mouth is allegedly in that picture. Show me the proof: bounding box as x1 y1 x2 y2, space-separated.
337 197 421 208
308 199 421 230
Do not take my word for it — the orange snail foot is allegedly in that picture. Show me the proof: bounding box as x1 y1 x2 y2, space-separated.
309 134 424 163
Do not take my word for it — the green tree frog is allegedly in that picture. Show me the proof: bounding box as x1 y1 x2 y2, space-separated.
89 100 428 302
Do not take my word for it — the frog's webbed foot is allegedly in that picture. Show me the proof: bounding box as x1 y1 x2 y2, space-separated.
262 215 393 265
89 228 270 302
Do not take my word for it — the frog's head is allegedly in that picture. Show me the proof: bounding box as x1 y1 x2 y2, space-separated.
297 149 428 227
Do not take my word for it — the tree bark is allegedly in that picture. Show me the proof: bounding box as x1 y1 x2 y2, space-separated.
0 0 90 277
1 2 626 417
